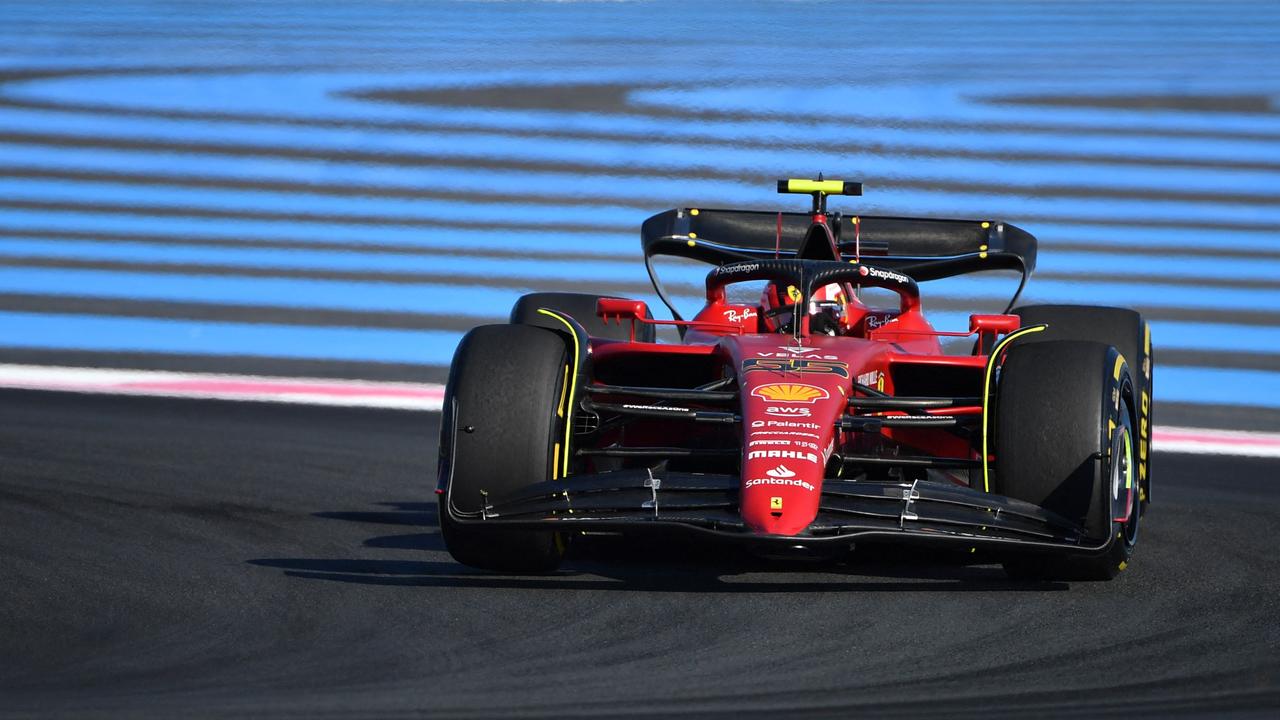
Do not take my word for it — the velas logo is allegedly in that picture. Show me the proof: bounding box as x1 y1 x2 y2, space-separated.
766 464 796 478
752 383 829 403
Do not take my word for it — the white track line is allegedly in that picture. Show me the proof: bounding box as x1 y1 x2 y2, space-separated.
1 364 1278 457
0 363 444 411
1151 426 1280 459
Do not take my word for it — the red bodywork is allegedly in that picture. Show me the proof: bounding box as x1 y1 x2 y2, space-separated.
590 289 1006 539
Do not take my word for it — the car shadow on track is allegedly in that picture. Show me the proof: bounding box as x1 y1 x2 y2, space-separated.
248 500 1068 593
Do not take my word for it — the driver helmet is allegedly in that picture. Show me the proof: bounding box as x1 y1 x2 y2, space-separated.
760 282 849 335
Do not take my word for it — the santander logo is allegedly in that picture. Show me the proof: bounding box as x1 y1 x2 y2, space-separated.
766 465 796 478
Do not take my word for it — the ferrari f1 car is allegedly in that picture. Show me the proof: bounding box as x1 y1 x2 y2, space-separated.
437 179 1153 580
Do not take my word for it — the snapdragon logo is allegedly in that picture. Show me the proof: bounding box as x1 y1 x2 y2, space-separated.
859 265 911 284
718 262 760 275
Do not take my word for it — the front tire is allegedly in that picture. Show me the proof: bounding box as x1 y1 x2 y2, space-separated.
438 324 570 572
992 340 1139 581
1014 304 1153 513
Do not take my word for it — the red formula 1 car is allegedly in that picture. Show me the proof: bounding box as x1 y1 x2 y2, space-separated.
437 179 1153 580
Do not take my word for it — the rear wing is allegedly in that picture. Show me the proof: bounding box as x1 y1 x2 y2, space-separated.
640 208 1037 281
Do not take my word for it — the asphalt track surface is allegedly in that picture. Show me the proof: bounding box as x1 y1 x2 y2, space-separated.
3 389 1279 718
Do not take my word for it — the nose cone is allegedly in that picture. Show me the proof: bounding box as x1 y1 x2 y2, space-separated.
740 379 845 536
741 454 823 535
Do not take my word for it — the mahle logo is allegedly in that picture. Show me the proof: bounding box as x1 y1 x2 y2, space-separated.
747 449 819 464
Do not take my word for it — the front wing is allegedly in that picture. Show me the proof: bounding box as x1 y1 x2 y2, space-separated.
443 469 1114 557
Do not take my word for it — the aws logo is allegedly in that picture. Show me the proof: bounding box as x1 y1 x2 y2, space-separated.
743 358 849 378
751 383 829 403
764 406 811 417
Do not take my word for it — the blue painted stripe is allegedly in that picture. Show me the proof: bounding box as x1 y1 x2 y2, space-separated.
934 276 1280 313
0 237 654 285
0 143 762 205
631 84 1280 136
1039 251 1280 282
0 266 687 324
4 262 1280 353
0 178 652 227
9 68 1280 159
0 210 641 257
1034 223 1280 253
4 236 1277 287
0 311 461 364
8 176 1280 229
6 207 1280 263
1 263 1279 357
1 135 1278 199
0 267 543 316
6 93 1280 168
1157 366 1280 408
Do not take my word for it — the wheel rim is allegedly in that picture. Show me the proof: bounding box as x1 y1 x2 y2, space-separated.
1112 423 1139 546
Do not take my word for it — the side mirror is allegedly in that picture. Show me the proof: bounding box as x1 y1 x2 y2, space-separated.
596 298 650 342
969 314 1020 355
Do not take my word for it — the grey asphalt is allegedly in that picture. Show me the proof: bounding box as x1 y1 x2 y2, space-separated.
2 389 1278 718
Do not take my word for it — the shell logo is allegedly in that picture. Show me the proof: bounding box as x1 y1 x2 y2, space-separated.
751 383 830 403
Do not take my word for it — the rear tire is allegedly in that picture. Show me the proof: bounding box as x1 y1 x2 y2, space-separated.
511 292 656 342
1014 304 1153 512
992 340 1139 581
438 324 570 572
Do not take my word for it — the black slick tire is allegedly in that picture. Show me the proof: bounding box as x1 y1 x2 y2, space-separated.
511 292 656 342
438 324 570 572
992 340 1140 581
1014 304 1153 513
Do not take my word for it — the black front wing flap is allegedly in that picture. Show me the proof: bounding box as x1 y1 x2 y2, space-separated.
444 470 1113 557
